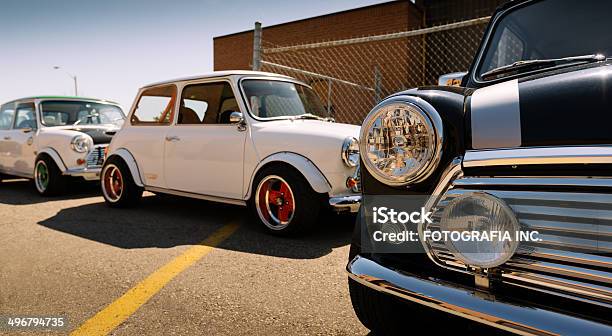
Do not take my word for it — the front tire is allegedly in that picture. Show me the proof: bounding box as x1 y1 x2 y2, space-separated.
249 165 321 236
34 155 67 196
101 156 143 208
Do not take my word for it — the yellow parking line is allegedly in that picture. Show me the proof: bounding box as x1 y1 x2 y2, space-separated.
70 222 240 336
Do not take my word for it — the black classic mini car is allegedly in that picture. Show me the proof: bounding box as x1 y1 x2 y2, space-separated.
347 0 612 335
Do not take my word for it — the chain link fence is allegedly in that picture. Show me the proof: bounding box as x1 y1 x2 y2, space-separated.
257 17 490 125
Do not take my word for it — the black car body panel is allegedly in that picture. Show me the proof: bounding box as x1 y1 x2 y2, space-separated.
348 0 612 334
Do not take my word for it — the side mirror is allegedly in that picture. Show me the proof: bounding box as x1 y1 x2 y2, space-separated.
229 111 246 131
438 72 467 87
229 111 244 124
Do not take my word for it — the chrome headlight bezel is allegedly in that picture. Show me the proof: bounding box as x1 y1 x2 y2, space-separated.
439 192 520 269
359 96 444 186
71 134 92 153
341 137 360 167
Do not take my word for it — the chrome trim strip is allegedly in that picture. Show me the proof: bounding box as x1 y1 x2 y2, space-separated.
470 79 521 149
63 168 101 178
145 186 247 206
454 176 612 188
329 195 361 213
347 255 611 336
464 146 612 167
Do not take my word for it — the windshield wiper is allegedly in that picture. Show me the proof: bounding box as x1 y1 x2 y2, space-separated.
481 54 606 80
291 113 327 121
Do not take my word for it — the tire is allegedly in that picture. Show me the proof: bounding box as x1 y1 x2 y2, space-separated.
249 164 321 236
349 278 408 334
101 156 143 208
34 155 67 196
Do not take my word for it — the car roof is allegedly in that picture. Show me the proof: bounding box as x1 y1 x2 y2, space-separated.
3 96 119 105
142 70 294 88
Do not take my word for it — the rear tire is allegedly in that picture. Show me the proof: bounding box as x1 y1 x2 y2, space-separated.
101 156 143 208
249 165 321 236
34 155 67 196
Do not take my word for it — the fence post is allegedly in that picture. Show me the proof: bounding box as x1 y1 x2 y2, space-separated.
252 22 262 71
327 79 332 115
374 66 383 103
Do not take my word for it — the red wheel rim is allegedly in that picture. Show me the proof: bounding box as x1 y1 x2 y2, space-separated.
102 164 123 202
255 175 295 230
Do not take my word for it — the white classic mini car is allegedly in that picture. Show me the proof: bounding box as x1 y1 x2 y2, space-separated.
101 71 361 235
0 96 125 195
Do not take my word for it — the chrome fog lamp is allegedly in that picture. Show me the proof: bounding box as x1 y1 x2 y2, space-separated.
440 193 519 268
359 97 443 186
71 135 91 153
342 137 360 167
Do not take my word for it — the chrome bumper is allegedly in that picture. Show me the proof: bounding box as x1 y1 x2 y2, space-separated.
347 255 611 336
63 167 101 181
329 195 361 213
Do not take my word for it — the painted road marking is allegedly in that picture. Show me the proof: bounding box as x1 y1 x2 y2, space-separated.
70 222 240 336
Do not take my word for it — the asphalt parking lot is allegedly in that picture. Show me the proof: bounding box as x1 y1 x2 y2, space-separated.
0 178 367 335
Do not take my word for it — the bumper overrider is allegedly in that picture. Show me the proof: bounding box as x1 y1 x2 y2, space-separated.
329 195 361 213
347 255 611 336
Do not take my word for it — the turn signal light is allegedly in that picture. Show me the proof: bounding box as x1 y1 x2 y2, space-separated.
77 158 86 165
346 177 357 189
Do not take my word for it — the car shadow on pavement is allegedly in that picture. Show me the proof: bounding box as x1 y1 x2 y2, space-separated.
36 193 356 259
0 178 101 205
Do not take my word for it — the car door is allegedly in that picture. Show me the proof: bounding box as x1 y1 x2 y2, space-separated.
164 80 246 199
9 102 38 176
125 84 177 188
0 102 16 173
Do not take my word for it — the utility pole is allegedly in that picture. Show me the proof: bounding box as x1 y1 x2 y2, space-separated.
252 22 262 71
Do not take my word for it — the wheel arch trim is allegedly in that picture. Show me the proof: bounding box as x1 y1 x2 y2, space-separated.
36 148 67 172
106 148 144 187
245 151 332 199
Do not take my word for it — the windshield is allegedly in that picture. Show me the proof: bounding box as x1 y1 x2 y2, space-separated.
40 100 125 127
477 0 611 80
241 80 329 119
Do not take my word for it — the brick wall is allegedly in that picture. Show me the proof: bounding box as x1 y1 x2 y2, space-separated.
213 0 422 71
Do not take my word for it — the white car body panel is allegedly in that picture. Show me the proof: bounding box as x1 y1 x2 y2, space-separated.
107 71 360 208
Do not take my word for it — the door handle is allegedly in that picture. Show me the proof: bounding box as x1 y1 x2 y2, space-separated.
3 136 10 140
165 136 180 142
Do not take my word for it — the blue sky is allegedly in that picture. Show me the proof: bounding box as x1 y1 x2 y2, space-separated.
0 0 389 109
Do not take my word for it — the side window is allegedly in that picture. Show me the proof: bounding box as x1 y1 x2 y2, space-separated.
0 103 15 130
14 103 37 129
131 85 177 125
178 82 237 125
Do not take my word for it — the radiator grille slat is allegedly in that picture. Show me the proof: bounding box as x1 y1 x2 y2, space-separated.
427 177 612 306
86 145 107 168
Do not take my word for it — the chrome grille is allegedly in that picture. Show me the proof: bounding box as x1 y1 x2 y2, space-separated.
86 145 106 168
426 176 612 307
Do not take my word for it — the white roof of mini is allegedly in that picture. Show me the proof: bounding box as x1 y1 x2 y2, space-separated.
142 70 294 88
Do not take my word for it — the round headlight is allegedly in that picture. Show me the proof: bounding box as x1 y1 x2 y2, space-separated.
71 135 91 153
341 137 359 167
440 193 519 268
359 97 443 186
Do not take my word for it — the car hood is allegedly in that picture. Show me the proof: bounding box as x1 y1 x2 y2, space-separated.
43 124 121 144
251 119 359 140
